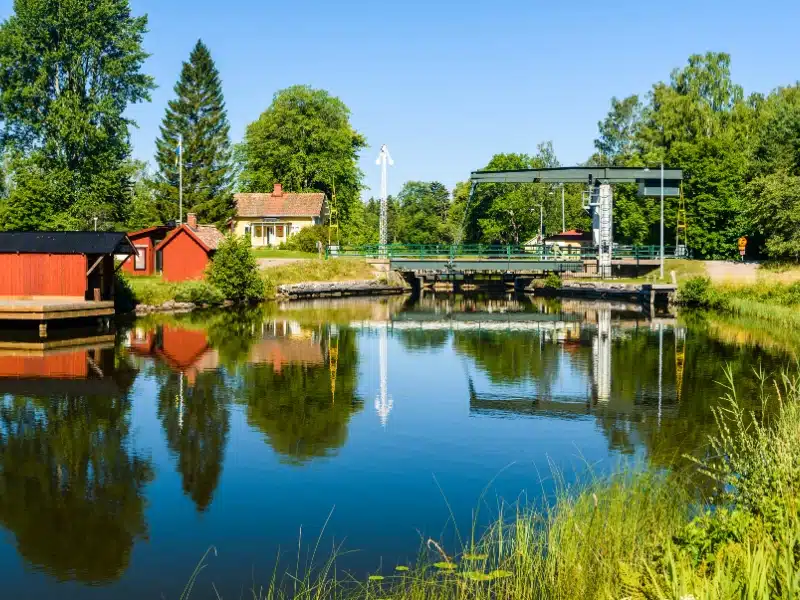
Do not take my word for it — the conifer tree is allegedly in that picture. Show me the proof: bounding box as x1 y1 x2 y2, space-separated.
155 40 232 225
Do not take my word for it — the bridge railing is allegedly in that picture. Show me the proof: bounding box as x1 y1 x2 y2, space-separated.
327 243 679 261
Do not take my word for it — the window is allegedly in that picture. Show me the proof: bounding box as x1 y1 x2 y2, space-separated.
253 224 263 238
134 246 147 271
276 225 284 237
245 226 251 236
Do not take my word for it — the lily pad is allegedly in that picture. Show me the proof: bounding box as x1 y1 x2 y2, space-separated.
433 561 456 571
460 570 493 582
488 569 513 579
394 565 409 572
368 575 385 581
463 553 488 561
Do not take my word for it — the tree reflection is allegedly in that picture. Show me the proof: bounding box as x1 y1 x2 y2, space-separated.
157 369 231 512
395 328 449 352
235 327 363 464
453 330 562 396
0 346 152 584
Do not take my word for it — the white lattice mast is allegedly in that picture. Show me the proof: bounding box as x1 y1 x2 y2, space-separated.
376 144 394 246
374 325 393 427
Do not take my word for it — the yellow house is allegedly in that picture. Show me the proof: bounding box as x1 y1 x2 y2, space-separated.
231 184 326 247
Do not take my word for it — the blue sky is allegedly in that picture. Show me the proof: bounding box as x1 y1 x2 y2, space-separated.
2 0 799 198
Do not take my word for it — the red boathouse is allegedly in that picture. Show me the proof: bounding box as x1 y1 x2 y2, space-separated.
155 214 225 282
0 232 136 300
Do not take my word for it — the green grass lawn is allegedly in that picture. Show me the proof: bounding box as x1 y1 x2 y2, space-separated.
250 247 318 259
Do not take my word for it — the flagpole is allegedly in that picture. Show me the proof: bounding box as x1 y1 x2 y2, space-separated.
178 134 183 224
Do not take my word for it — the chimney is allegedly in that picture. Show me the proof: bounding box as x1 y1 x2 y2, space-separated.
273 183 283 197
187 213 198 230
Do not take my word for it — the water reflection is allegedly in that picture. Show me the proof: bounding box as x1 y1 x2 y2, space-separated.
0 295 795 596
0 334 152 584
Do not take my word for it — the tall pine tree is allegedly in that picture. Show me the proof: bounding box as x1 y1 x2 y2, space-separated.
155 40 232 225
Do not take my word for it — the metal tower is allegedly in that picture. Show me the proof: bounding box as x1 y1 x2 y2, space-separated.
376 144 394 247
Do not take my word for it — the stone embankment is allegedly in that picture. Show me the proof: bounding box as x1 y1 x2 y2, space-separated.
135 300 197 315
278 280 404 300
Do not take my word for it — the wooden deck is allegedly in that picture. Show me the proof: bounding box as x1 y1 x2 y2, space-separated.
0 296 115 321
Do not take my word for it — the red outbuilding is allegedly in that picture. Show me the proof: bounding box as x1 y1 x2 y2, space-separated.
155 213 225 282
0 231 136 300
121 225 174 276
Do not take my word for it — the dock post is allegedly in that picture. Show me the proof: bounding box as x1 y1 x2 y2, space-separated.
39 322 47 338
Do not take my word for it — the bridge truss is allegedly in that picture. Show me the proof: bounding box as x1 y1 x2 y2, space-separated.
466 166 683 277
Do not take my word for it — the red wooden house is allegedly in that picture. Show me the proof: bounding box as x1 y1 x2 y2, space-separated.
0 232 136 300
155 214 225 282
121 225 173 276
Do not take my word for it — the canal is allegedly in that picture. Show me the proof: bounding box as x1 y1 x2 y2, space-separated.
0 294 793 598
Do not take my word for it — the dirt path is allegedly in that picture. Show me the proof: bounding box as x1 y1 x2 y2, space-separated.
257 257 305 269
703 260 759 284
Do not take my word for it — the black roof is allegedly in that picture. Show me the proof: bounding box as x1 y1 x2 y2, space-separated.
0 232 136 255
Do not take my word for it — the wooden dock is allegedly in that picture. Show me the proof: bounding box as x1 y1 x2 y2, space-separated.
0 297 114 320
0 296 115 337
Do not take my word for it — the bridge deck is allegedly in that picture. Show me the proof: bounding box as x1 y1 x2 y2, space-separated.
390 258 585 272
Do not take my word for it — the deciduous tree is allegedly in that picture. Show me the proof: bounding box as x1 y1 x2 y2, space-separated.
239 86 366 225
0 0 154 230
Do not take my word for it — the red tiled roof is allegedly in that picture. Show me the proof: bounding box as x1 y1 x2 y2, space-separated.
194 225 225 250
155 223 225 253
234 192 325 218
547 229 593 241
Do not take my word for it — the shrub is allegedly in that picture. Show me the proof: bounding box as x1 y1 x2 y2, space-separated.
544 272 562 290
207 235 265 302
285 225 329 254
679 275 715 307
173 280 224 305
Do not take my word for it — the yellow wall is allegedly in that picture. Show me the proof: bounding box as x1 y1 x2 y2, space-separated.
232 217 318 247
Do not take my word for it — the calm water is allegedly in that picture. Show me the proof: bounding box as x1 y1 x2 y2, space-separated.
0 294 794 598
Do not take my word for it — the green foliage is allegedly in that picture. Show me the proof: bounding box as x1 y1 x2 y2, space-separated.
0 0 154 230
468 146 556 244
238 85 366 225
543 272 562 290
678 276 716 307
284 225 329 253
125 160 161 230
154 40 233 225
591 52 768 257
672 508 755 567
207 235 265 303
745 171 800 259
394 181 452 244
173 280 225 305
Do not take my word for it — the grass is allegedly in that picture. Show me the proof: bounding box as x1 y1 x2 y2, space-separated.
126 275 183 306
680 276 800 329
251 247 318 259
261 258 380 299
611 259 708 284
124 258 383 305
185 367 800 599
